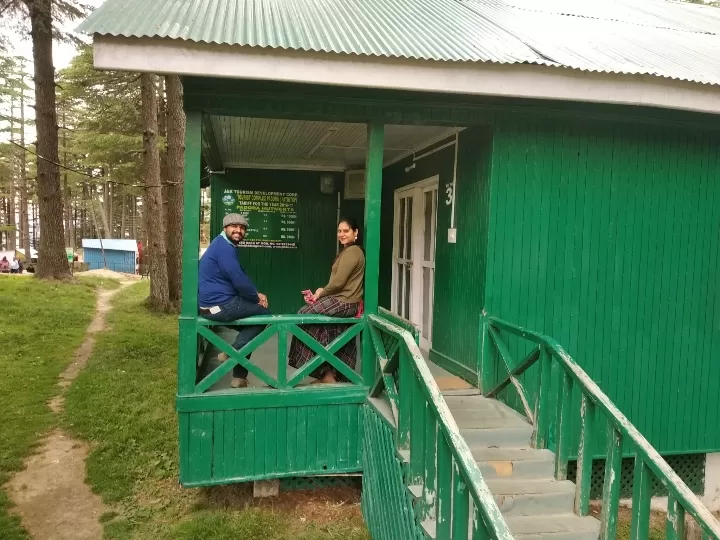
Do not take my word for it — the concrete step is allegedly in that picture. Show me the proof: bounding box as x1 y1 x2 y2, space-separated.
461 425 534 447
506 514 600 540
420 513 600 540
485 477 576 517
470 447 555 479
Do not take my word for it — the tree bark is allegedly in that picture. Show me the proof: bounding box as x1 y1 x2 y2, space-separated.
8 94 17 251
19 70 31 261
165 75 185 305
26 0 70 279
141 73 170 310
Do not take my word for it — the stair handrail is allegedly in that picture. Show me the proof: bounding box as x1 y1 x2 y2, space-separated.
484 316 720 540
369 314 514 540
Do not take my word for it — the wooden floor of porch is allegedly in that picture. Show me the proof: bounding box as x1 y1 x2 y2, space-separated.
201 326 472 393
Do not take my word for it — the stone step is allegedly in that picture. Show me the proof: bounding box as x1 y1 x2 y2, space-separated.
470 447 555 479
506 514 601 540
461 425 534 447
485 477 576 517
420 513 600 540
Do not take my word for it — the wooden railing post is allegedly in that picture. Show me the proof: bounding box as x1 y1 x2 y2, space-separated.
535 343 552 449
478 315 493 394
362 122 383 387
630 457 652 540
554 370 572 480
575 394 596 515
600 426 623 539
177 110 202 395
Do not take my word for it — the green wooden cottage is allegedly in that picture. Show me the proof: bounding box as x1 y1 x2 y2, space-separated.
79 0 720 538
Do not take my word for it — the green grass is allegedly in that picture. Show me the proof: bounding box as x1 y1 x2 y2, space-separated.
0 276 97 540
63 282 369 540
75 275 123 290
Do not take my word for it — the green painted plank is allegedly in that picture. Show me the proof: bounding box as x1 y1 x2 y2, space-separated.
305 406 317 471
600 426 623 540
436 433 452 540
630 458 652 540
212 410 225 479
176 385 368 412
666 496 686 540
198 315 360 326
233 409 245 476
336 404 350 467
277 325 288 388
422 405 437 521
264 408 277 475
245 409 255 477
452 462 470 540
575 394 596 516
286 407 297 471
327 405 339 470
409 373 426 485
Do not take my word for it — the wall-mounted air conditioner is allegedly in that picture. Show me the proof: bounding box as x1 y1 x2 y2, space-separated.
344 169 366 200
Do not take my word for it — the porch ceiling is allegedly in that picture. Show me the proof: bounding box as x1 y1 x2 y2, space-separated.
207 116 459 171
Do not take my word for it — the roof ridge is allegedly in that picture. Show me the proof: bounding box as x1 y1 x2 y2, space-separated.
498 1 718 36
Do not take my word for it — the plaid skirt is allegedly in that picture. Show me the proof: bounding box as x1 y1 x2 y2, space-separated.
288 295 361 381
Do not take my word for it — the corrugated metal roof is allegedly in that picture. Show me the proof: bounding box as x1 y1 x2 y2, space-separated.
76 0 544 64
82 239 138 252
77 0 720 85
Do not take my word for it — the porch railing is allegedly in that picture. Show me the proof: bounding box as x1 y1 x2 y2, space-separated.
482 316 720 540
368 313 514 540
195 315 364 392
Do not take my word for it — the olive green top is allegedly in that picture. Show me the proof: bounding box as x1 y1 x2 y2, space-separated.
319 245 365 304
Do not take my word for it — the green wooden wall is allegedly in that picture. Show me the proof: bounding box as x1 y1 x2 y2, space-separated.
179 403 364 486
210 169 360 314
484 118 720 455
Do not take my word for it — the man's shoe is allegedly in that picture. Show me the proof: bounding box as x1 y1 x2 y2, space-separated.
217 352 229 362
230 377 248 389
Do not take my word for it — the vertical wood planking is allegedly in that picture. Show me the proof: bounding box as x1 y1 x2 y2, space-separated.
364 122 384 315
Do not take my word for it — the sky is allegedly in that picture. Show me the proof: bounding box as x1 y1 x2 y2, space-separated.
2 0 105 144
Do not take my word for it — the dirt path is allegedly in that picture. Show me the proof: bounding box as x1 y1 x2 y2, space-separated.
7 283 132 540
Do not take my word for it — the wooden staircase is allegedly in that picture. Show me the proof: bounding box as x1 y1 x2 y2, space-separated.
417 389 600 539
363 312 720 540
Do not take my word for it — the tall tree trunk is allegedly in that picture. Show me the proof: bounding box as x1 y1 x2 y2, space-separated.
120 193 126 238
98 182 110 236
27 0 70 279
19 71 31 262
8 94 17 251
165 75 184 305
141 73 170 310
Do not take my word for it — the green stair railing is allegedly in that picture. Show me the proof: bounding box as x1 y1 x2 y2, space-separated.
482 316 720 540
368 314 514 540
195 315 364 392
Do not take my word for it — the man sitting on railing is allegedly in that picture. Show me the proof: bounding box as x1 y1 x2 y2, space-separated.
198 213 270 389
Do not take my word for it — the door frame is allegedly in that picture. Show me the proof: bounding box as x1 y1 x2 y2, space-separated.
391 175 439 350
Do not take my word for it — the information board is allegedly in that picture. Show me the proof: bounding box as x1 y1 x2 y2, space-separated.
220 189 299 248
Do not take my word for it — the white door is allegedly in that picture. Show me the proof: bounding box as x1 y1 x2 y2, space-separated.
392 177 438 350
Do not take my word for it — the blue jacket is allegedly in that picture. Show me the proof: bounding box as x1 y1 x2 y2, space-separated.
198 233 259 306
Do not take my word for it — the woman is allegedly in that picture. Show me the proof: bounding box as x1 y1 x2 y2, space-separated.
289 218 365 384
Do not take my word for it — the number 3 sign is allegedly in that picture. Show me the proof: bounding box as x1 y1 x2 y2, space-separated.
445 183 454 206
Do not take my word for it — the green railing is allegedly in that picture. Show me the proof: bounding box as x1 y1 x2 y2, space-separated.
482 316 720 540
368 314 514 540
195 315 364 392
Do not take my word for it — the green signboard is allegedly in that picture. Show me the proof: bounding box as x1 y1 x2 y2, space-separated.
220 189 299 248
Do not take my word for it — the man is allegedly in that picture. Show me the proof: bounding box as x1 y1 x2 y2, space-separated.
9 257 19 274
198 213 270 388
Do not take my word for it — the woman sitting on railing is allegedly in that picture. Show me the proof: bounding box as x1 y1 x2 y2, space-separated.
288 217 365 384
